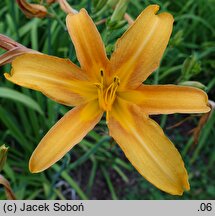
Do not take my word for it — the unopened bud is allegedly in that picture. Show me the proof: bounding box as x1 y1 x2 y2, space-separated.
110 0 129 23
107 0 118 8
181 55 201 81
179 81 207 90
0 145 8 172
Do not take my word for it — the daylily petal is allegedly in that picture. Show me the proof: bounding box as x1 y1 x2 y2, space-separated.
58 0 78 14
119 85 210 114
0 175 16 200
66 9 109 81
0 48 37 66
5 53 97 106
110 5 173 89
0 34 38 66
29 100 103 173
47 0 56 4
0 34 24 50
108 98 190 195
16 0 47 18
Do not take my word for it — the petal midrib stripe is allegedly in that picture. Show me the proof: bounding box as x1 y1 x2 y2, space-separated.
122 114 180 187
130 18 159 64
14 73 85 88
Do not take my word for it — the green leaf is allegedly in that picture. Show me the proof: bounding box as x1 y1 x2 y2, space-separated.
0 87 44 115
52 164 88 200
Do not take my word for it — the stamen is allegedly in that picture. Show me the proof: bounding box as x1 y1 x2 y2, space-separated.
100 70 104 86
106 111 110 124
94 83 104 109
114 76 120 85
95 83 102 89
95 73 120 112
104 76 120 111
104 83 114 105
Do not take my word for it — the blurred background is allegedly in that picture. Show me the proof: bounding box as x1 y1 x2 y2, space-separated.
0 0 215 199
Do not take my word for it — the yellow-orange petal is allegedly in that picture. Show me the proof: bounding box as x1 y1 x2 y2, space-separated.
5 53 97 106
119 85 210 114
66 9 109 81
29 100 103 173
110 5 173 90
108 98 190 195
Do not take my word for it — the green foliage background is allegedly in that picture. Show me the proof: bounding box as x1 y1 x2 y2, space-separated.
0 0 215 199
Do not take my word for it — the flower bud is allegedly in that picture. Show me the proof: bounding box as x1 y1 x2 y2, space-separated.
179 81 207 90
110 0 129 23
0 145 8 172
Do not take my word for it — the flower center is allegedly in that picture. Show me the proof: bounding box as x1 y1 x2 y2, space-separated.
95 70 120 115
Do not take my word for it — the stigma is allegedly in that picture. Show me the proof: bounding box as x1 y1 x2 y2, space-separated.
94 70 120 113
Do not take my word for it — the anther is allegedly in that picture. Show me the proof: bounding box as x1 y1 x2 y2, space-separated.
95 72 120 112
113 76 120 85
95 83 102 89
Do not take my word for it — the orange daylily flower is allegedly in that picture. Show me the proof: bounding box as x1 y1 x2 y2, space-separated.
4 5 210 195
